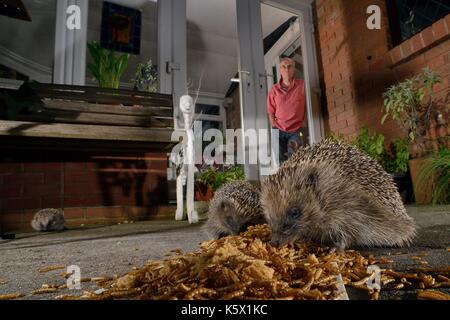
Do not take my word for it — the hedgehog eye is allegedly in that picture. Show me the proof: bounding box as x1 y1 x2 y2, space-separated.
307 171 318 188
287 206 302 219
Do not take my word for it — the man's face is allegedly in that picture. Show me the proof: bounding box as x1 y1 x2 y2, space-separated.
279 59 295 81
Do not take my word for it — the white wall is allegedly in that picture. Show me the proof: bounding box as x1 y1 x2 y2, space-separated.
0 0 56 81
86 0 158 88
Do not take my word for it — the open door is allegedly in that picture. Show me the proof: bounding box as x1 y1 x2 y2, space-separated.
235 0 324 179
235 0 270 181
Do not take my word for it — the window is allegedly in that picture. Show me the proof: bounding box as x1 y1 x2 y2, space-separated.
387 0 450 46
195 103 220 116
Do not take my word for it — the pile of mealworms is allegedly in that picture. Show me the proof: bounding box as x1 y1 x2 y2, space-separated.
1 224 448 300
52 224 450 300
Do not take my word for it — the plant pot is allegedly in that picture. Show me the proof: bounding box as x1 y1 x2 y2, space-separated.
408 157 434 204
390 173 415 204
194 183 214 201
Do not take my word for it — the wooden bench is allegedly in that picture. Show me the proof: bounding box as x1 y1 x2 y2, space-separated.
0 83 178 151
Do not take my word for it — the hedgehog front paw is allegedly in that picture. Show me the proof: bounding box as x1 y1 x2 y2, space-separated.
331 240 347 253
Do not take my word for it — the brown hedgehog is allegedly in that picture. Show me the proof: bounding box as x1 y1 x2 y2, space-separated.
31 208 66 232
261 139 416 250
206 181 265 238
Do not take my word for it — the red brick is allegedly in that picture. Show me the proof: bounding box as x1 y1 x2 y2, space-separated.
390 46 403 64
0 185 22 198
2 173 44 185
64 208 85 220
85 162 99 171
44 172 62 184
336 109 355 122
86 207 124 219
63 195 104 207
420 27 435 48
3 198 41 211
432 19 449 40
409 33 424 52
446 13 450 31
42 197 63 208
64 184 102 195
109 193 135 206
400 42 413 58
65 219 86 228
64 162 86 172
0 211 22 223
23 184 61 197
0 163 23 173
333 119 348 131
0 222 26 232
23 162 62 172
339 125 357 136
346 116 358 127
429 55 446 69
64 172 99 185
124 206 147 220
22 210 38 223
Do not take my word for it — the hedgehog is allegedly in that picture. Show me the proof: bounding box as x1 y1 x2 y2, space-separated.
261 139 416 250
31 208 66 232
206 180 265 238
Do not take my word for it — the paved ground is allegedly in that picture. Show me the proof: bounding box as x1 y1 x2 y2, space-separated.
0 205 449 300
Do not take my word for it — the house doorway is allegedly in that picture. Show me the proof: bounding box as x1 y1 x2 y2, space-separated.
235 0 324 178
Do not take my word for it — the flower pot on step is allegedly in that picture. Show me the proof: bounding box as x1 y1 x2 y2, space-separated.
408 157 435 204
391 172 415 204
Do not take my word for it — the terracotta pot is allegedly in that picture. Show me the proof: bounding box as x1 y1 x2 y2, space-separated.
408 157 435 204
195 183 214 201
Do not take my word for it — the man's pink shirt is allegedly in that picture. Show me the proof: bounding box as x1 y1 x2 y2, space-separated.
267 78 306 133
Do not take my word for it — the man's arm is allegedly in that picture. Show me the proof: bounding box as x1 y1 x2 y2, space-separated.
267 89 277 128
268 113 277 127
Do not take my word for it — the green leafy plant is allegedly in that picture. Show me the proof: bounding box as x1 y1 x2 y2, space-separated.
384 138 410 174
132 59 158 93
326 131 346 143
417 148 450 205
87 42 129 89
382 68 442 155
350 127 386 165
196 165 245 192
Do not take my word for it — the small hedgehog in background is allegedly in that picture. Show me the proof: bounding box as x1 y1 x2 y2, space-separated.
31 208 66 232
261 139 416 250
206 181 265 238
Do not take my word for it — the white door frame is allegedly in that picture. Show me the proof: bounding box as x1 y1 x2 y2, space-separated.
157 0 188 130
236 0 269 182
53 0 88 85
262 0 325 144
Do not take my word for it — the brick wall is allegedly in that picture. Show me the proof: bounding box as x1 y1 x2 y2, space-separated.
0 150 170 233
314 0 449 151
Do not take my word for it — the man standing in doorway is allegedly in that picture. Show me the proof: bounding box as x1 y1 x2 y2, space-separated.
267 57 306 163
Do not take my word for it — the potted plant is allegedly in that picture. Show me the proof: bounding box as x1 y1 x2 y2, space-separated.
382 68 443 204
383 138 415 204
195 165 245 201
131 59 158 93
416 148 450 205
350 127 385 165
345 128 414 204
87 41 130 89
194 165 245 220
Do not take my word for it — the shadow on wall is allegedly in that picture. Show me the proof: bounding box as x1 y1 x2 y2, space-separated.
95 154 169 220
